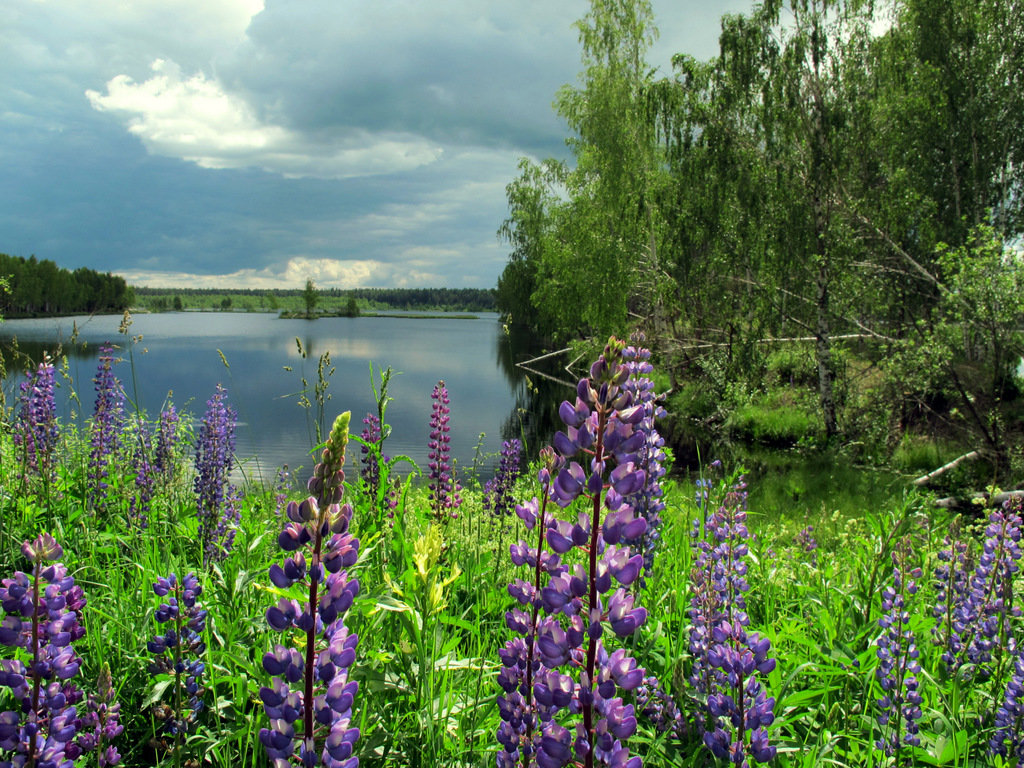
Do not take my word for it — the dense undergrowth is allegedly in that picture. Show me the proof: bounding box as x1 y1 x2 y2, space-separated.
1 337 1023 768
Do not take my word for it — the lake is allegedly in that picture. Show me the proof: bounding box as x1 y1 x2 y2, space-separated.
0 311 561 485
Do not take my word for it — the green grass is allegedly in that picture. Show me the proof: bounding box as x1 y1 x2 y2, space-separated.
2 346 1022 768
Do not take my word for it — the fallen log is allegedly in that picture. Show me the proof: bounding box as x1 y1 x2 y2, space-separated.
912 450 980 486
933 489 1024 509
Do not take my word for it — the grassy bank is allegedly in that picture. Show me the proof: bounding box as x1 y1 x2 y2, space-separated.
1 339 1021 768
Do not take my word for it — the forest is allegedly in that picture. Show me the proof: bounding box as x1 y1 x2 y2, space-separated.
495 0 1024 479
131 287 497 314
0 253 133 317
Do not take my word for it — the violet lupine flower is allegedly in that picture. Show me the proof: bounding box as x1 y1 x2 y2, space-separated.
0 534 91 768
688 469 777 764
875 537 923 761
194 385 241 566
931 520 973 675
992 640 1024 763
427 380 461 522
618 335 667 584
88 344 125 513
633 675 686 742
78 663 123 767
148 571 206 745
126 425 155 530
273 465 293 519
13 354 59 482
496 449 565 768
484 439 523 518
936 501 1023 681
260 412 361 768
359 414 397 516
154 403 181 485
499 338 654 768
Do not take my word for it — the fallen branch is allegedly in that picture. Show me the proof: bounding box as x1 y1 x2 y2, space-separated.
912 450 981 486
934 489 1024 509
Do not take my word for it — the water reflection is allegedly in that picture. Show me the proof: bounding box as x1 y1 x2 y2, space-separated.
1 312 548 484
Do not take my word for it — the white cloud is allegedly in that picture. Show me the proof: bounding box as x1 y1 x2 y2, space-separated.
86 59 442 178
117 255 441 290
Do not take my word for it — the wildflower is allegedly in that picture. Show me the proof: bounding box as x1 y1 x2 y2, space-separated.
154 402 181 485
688 468 776 764
935 502 1022 680
875 537 923 761
260 412 361 768
992 641 1024 763
0 534 93 767
484 439 523 518
13 353 59 482
360 413 397 515
427 380 461 521
194 385 240 566
88 344 125 513
619 335 667 583
498 338 656 768
78 663 124 767
147 572 207 739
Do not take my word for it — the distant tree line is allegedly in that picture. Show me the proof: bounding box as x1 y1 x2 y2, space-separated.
0 253 133 317
133 286 496 312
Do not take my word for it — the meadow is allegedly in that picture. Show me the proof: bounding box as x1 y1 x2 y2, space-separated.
1 335 1022 768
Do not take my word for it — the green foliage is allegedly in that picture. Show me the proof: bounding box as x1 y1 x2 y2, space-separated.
726 390 823 446
0 252 133 317
302 277 318 317
495 0 1024 465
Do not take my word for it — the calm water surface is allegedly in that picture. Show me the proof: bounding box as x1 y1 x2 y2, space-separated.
0 312 550 484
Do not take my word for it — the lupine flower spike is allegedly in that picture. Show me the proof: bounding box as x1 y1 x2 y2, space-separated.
147 572 207 743
498 338 658 768
79 663 124 766
427 380 461 522
619 335 667 585
88 344 125 514
260 412 361 768
689 470 777 765
194 384 241 566
875 537 923 763
484 439 523 519
13 353 59 483
0 534 93 767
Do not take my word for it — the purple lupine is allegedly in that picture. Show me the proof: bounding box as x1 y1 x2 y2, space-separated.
634 676 686 741
496 448 563 768
427 380 461 522
13 354 59 482
619 335 667 584
147 572 206 745
126 424 156 530
875 537 923 760
273 465 293 519
194 385 240 566
932 520 974 675
259 412 361 768
88 344 125 513
78 663 123 767
992 640 1024 763
154 403 181 485
484 439 523 518
936 502 1023 681
0 534 89 767
359 413 397 516
498 338 656 768
689 469 777 764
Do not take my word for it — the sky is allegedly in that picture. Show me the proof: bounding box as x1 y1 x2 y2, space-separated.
1 0 755 291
